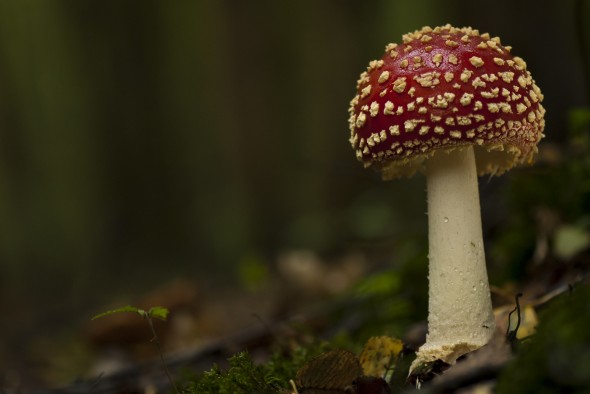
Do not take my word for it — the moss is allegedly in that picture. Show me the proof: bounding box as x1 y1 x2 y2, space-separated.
183 352 278 394
183 343 333 394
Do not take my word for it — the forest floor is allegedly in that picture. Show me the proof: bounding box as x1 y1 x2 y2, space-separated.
6 243 588 394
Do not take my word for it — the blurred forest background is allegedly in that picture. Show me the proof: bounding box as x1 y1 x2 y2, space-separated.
0 0 588 389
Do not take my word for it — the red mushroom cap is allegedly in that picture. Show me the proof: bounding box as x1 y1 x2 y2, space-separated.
348 25 545 179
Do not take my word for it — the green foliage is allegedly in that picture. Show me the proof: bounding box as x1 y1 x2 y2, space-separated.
491 106 590 281
185 352 278 394
553 223 590 260
353 270 411 333
569 107 590 141
496 284 590 393
91 305 169 321
91 305 143 320
237 254 269 292
149 306 171 321
184 344 332 394
325 267 418 343
355 270 401 297
92 305 178 393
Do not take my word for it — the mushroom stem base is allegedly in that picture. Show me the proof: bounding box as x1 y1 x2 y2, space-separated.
414 146 495 367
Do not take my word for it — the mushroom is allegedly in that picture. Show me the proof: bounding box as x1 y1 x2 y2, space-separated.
348 25 545 367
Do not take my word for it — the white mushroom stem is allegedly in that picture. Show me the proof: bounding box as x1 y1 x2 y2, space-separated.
414 146 495 367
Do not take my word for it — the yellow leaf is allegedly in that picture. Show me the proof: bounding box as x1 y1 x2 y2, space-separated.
509 304 538 339
359 336 404 378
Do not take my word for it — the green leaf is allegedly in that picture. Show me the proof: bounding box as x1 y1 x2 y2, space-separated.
237 254 269 291
554 224 590 260
355 271 400 296
568 107 590 137
91 305 145 320
148 306 170 321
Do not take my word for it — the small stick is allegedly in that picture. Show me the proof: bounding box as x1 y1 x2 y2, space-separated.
506 293 523 342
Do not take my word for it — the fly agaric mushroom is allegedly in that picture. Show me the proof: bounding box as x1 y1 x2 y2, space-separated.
348 25 545 367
